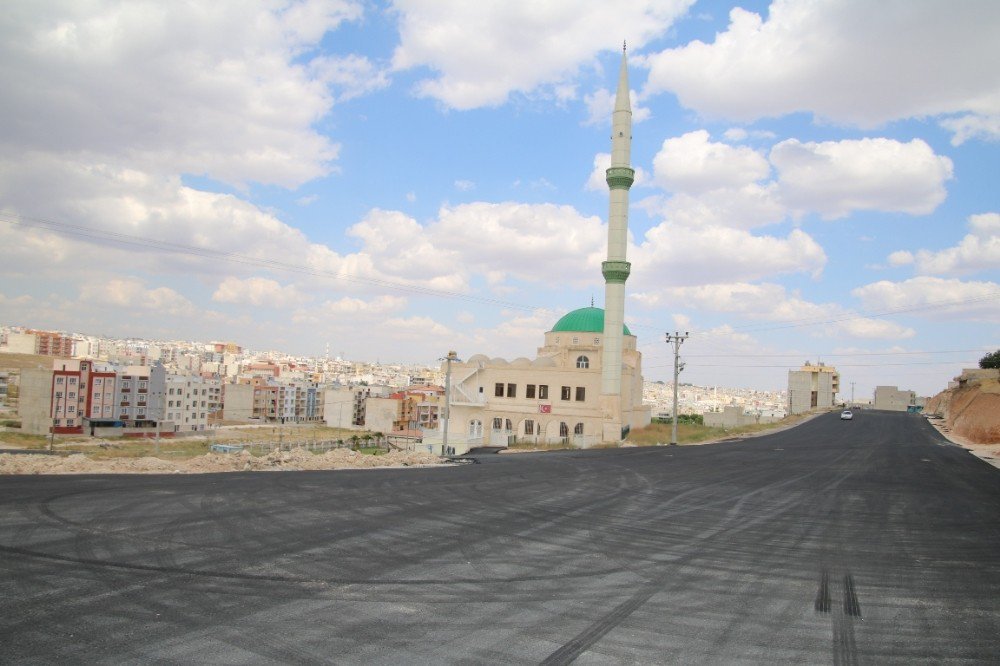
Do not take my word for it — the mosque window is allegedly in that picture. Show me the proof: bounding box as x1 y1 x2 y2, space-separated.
525 420 534 435
572 337 579 344
574 423 584 435
594 337 600 345
469 420 483 438
559 422 569 438
576 387 586 402
507 383 516 398
538 385 549 399
492 417 503 430
576 356 589 369
526 384 536 398
561 386 571 400
495 383 504 397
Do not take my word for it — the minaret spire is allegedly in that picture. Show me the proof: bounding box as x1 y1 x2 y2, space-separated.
600 44 635 442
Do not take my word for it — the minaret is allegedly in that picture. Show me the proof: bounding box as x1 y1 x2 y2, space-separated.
600 43 634 442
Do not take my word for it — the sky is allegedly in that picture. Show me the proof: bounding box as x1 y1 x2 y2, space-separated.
1 0 998 398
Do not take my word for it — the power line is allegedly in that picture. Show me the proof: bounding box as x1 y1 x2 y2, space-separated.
0 211 539 312
681 348 993 359
5 210 999 338
645 360 977 370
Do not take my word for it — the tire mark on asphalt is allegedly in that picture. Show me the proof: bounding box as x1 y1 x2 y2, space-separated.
843 573 861 618
540 583 660 666
815 569 831 613
539 448 861 664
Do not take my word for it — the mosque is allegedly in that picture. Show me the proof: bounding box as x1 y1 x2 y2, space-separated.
440 46 651 452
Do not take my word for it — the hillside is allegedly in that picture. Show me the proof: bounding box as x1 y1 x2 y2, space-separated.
926 369 1000 445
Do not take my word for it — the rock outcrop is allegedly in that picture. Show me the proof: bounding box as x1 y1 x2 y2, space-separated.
926 369 1000 445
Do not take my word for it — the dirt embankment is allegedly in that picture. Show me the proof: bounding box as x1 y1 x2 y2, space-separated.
0 448 446 475
926 373 1000 446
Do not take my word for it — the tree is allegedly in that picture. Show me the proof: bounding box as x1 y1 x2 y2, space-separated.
980 349 1000 369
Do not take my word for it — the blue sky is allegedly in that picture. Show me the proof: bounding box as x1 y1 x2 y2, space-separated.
1 0 998 397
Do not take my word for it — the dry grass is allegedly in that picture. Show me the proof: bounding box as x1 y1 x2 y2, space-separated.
0 422 386 459
628 412 814 447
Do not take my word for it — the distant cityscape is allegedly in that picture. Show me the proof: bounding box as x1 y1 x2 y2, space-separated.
3 323 932 457
1 323 792 427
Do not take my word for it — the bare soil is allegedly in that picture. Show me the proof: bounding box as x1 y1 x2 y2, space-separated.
0 447 445 475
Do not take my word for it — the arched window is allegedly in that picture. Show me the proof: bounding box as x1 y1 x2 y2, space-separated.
492 417 503 430
469 420 482 437
576 355 589 369
559 422 569 438
505 419 513 432
574 423 584 435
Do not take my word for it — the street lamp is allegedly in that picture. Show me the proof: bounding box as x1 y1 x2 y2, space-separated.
440 351 461 455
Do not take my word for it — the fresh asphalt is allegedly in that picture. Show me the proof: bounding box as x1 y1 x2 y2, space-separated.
2 410 999 664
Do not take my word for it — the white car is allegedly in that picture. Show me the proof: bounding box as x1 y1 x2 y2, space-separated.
840 410 854 420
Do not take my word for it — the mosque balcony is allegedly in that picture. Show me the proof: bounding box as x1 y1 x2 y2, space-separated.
605 166 635 190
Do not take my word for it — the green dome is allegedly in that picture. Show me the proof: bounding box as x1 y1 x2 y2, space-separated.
550 307 631 336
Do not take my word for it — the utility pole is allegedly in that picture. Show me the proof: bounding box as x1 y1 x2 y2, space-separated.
850 381 856 408
49 389 61 453
665 331 689 446
440 351 461 456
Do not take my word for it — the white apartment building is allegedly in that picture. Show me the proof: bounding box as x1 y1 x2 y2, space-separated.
159 374 218 432
788 362 840 414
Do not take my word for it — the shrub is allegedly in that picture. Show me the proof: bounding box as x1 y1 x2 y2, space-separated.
979 349 1000 369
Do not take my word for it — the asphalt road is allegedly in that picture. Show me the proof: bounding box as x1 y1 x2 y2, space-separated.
2 410 999 664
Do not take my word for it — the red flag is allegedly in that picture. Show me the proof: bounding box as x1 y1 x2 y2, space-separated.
539 404 551 413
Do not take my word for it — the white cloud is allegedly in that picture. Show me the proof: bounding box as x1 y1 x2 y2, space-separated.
887 251 915 267
583 88 651 126
79 278 196 316
722 127 776 142
636 133 951 230
310 53 391 103
0 1 364 189
852 277 1000 322
585 153 649 192
642 0 1000 136
384 315 454 339
429 202 607 288
212 277 310 308
289 295 407 328
631 224 826 289
639 185 785 231
454 179 475 191
390 0 693 109
939 114 1000 146
905 213 1000 276
770 138 953 219
0 156 321 278
663 282 914 340
479 308 561 351
652 130 770 194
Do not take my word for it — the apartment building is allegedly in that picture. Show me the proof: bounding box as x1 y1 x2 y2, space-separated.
787 362 840 414
365 385 444 435
159 374 217 432
873 385 918 412
4 330 75 357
